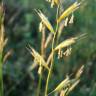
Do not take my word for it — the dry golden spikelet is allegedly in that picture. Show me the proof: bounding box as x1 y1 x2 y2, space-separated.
0 34 4 53
0 23 8 50
0 3 4 21
60 90 64 96
57 2 81 23
0 22 4 39
47 36 78 64
51 0 55 8
75 65 84 79
54 0 59 5
76 33 87 42
65 79 80 96
54 37 77 51
0 9 6 53
57 21 65 40
46 51 53 65
39 21 46 33
38 66 43 75
3 49 13 63
67 79 80 94
28 62 37 72
30 47 49 70
60 90 68 96
28 45 49 71
63 47 72 57
48 76 70 95
39 21 44 32
45 33 53 49
46 0 51 2
52 0 59 7
64 17 69 27
35 9 54 33
3 38 8 48
58 49 63 59
69 13 74 24
46 0 59 8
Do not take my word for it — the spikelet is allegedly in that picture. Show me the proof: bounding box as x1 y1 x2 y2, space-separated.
54 0 59 5
28 46 49 70
0 23 4 53
60 89 68 96
38 66 43 75
69 13 74 24
46 0 59 8
45 33 53 48
36 10 54 33
48 76 70 95
54 37 77 51
75 65 84 79
58 49 63 59
52 0 59 7
57 2 81 23
38 58 43 75
28 62 37 71
63 47 72 57
67 79 80 94
3 49 13 63
39 21 45 32
46 0 51 2
57 20 65 41
64 17 69 27
60 90 64 96
0 3 6 53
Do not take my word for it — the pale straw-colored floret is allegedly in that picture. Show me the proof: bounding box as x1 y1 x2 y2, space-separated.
36 10 54 33
60 90 68 96
64 17 69 27
63 47 72 56
48 76 70 95
55 37 77 51
57 2 81 23
0 25 4 53
0 4 6 53
69 13 74 24
46 0 59 8
38 66 43 75
39 21 45 32
75 65 84 79
67 79 80 93
29 46 49 70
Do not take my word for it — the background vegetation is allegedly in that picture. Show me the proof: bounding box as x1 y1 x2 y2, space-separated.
3 0 96 96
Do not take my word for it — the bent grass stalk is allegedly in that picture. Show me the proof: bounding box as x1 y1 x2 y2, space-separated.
37 25 46 96
44 33 55 96
44 5 60 96
0 2 4 96
0 53 3 96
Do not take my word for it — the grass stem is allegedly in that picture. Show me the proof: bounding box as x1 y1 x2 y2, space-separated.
44 5 60 96
0 53 3 96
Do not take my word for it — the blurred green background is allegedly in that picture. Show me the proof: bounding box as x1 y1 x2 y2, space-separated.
3 0 96 96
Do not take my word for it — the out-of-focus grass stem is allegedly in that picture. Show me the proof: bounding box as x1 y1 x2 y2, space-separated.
0 53 3 96
44 5 60 96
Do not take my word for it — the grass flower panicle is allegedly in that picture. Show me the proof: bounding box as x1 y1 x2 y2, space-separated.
28 1 86 96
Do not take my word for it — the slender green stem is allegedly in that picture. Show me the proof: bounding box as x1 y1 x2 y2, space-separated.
44 33 56 96
56 5 60 33
0 53 3 96
44 5 60 96
37 26 46 96
37 72 42 96
56 5 60 45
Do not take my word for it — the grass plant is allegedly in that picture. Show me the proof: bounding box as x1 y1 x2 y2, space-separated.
28 0 86 96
